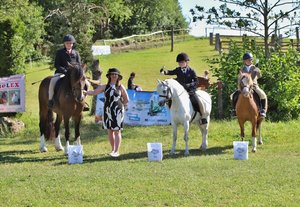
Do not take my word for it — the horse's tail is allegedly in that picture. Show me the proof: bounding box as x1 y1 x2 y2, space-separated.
45 109 55 140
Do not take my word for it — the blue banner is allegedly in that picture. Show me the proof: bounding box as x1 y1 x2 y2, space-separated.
95 90 171 126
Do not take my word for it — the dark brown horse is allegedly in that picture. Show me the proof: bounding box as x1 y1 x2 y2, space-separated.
38 64 87 154
197 76 210 90
236 72 267 152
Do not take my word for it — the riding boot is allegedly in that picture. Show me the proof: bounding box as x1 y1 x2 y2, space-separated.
192 93 207 125
231 91 239 117
260 99 267 118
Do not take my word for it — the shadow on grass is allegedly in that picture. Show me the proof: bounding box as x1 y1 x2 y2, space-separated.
0 150 65 164
54 145 233 165
162 145 233 159
0 145 233 165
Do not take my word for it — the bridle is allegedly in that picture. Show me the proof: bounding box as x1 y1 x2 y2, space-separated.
158 81 185 105
71 74 86 103
159 82 172 100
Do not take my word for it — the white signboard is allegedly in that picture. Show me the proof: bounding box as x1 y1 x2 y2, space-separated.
92 45 111 56
0 74 25 113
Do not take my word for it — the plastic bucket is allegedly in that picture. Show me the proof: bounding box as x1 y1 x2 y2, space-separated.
233 141 249 160
147 143 163 161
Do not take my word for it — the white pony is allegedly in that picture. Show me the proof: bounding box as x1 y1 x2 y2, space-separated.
156 79 212 156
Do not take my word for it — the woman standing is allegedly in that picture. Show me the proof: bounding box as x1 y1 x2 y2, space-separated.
85 68 129 157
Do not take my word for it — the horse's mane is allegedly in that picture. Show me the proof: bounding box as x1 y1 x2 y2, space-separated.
66 64 83 80
165 78 184 89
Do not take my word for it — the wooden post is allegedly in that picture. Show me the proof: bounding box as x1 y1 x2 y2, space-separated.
270 34 276 46
296 27 299 49
290 39 294 49
217 80 223 119
209 32 213 45
218 39 222 54
90 59 102 116
215 33 220 51
170 27 174 52
279 34 283 47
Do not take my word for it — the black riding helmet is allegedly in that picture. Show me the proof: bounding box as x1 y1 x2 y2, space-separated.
243 52 253 60
63 34 76 43
176 52 190 62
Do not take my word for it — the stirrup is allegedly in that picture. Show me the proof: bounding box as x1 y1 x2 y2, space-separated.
83 103 90 111
48 100 54 109
260 109 266 118
231 110 237 118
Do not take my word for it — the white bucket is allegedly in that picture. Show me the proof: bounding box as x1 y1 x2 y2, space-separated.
147 143 163 161
233 141 249 160
68 145 83 164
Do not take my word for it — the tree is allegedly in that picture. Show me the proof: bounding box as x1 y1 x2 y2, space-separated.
111 0 188 37
190 0 300 57
0 0 44 76
42 0 99 67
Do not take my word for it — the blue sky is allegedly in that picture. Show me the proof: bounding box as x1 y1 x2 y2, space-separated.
178 0 221 36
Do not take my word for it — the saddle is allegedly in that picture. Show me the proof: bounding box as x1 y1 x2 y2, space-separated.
167 93 201 114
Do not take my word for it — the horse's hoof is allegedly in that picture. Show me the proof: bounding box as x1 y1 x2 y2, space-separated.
169 151 175 156
252 148 256 153
184 152 190 156
39 147 48 153
258 141 263 145
200 145 207 151
55 147 64 152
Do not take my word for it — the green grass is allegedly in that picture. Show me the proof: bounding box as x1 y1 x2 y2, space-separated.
0 37 300 207
98 36 218 91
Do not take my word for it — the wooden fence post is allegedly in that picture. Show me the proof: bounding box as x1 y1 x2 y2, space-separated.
217 80 223 119
209 32 213 45
215 33 220 51
170 27 174 52
296 27 299 49
90 59 102 116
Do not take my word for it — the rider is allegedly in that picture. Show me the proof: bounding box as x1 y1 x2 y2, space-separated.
231 52 267 118
160 52 207 124
48 34 89 111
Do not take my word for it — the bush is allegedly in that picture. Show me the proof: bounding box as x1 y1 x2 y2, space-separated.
209 38 300 121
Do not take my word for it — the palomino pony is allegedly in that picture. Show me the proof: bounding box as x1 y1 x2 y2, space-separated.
236 72 267 152
38 64 87 154
156 79 212 156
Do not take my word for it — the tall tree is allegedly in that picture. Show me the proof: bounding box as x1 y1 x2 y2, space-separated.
0 0 44 76
190 0 300 57
111 0 188 37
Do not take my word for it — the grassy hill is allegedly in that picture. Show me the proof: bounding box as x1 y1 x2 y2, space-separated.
0 37 299 206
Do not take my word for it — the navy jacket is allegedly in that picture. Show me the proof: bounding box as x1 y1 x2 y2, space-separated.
165 66 199 92
54 48 81 74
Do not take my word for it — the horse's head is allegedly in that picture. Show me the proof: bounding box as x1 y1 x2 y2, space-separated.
156 79 172 106
238 72 253 97
67 63 87 103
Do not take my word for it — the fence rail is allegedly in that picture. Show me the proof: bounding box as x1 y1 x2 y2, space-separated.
95 29 190 53
210 32 300 53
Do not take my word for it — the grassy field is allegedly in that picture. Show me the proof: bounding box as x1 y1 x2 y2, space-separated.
0 37 300 207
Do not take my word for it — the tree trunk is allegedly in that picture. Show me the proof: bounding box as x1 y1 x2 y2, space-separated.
264 0 270 58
